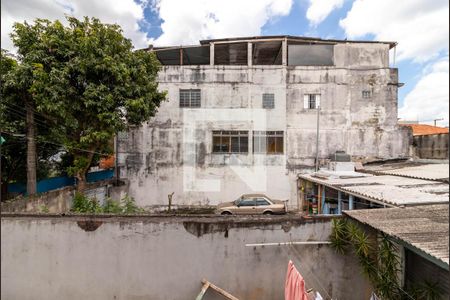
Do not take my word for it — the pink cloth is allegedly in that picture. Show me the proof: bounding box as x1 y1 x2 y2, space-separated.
285 260 308 300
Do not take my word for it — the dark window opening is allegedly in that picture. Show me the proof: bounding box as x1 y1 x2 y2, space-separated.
288 44 334 66
262 93 275 109
214 43 248 65
180 89 201 108
253 131 284 154
252 41 282 65
213 131 248 153
362 90 372 98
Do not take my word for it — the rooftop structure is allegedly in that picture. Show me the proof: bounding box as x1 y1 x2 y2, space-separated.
363 161 449 182
298 171 449 207
400 124 449 136
344 204 449 270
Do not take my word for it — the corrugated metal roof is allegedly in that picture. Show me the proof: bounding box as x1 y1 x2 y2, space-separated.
344 205 449 269
298 173 449 207
366 163 449 182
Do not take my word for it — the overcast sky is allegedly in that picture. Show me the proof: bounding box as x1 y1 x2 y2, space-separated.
2 0 448 126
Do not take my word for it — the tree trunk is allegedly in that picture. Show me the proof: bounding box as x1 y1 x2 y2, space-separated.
75 150 95 194
26 101 37 195
76 171 87 193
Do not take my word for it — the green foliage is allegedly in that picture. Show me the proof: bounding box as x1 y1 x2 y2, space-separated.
0 50 62 186
330 219 404 299
121 195 143 214
102 198 122 213
71 192 102 213
8 16 166 190
38 204 49 213
71 193 143 214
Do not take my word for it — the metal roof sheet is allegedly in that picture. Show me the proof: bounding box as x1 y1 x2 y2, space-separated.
298 173 449 207
344 205 449 269
368 163 449 182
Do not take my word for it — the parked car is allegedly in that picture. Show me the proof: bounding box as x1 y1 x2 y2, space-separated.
216 194 288 215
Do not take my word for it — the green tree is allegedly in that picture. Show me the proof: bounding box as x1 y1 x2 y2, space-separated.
1 50 62 198
10 17 165 192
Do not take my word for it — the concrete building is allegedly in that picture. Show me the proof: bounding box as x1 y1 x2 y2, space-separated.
119 35 410 208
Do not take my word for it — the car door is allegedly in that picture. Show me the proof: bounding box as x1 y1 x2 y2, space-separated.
256 197 271 213
236 198 256 214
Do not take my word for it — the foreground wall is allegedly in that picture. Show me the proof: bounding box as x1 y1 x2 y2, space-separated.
1 215 372 300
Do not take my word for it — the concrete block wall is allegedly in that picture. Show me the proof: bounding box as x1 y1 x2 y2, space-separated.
1 215 373 300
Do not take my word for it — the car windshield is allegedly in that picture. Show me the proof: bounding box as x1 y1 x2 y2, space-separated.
234 198 241 206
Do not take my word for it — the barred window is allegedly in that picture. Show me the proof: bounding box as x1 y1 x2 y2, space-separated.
262 93 275 109
253 131 284 154
362 90 372 98
180 89 201 107
212 131 248 153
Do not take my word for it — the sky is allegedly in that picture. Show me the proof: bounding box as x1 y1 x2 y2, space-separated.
1 0 449 126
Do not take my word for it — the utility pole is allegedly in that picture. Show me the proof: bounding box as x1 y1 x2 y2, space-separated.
26 101 37 195
434 118 444 127
315 104 320 172
114 133 119 185
0 132 3 202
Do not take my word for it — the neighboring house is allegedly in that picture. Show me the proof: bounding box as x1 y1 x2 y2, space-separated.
400 124 449 159
345 204 449 299
119 35 410 207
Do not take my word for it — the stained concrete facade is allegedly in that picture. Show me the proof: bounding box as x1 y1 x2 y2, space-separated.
1 215 373 299
119 36 410 207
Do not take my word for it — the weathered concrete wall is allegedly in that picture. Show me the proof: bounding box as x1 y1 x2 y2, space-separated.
413 133 449 159
1 180 115 213
1 215 372 300
119 42 410 207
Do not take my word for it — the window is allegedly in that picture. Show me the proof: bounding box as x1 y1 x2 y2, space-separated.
239 198 255 206
212 131 248 153
262 93 275 109
362 90 372 98
180 89 201 107
303 94 321 109
256 198 270 206
253 131 284 154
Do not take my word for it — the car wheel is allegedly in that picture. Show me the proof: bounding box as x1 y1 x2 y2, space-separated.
221 211 232 215
263 211 273 215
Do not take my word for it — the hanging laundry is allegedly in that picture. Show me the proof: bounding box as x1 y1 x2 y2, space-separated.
285 260 308 300
314 291 323 300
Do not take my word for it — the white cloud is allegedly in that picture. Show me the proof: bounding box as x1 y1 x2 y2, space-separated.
1 0 151 52
151 0 293 46
339 0 449 62
306 0 344 26
399 57 449 126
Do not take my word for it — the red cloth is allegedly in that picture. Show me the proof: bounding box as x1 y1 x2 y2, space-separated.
285 260 308 300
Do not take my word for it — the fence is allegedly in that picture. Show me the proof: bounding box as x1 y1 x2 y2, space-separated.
7 169 114 196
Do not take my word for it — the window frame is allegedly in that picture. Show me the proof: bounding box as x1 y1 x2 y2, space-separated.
212 130 249 154
179 89 201 108
362 90 372 99
303 94 321 110
253 131 284 154
262 93 275 109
